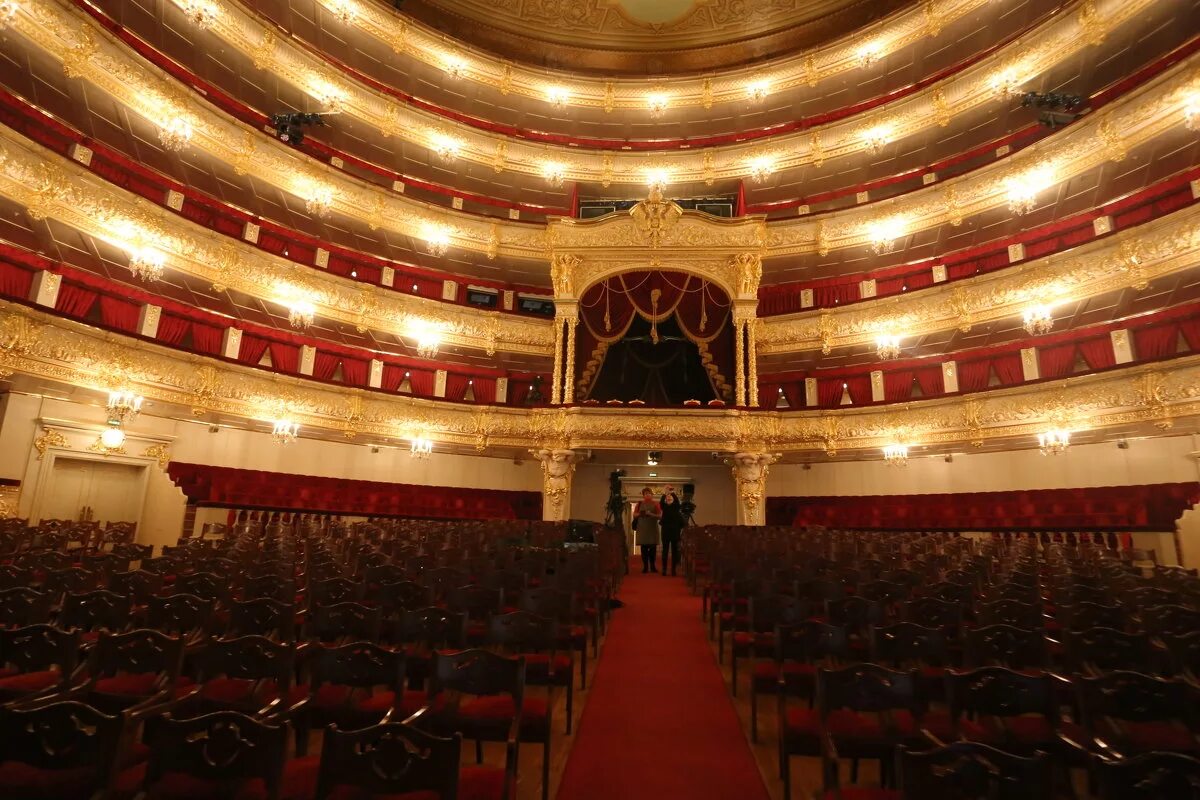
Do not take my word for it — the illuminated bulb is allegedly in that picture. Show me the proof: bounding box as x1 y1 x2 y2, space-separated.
303 184 336 217
128 246 166 282
178 0 217 29
423 224 451 257
856 40 884 68
746 78 771 104
272 420 299 445
429 132 462 162
327 0 356 23
411 437 433 458
989 66 1026 98
876 334 902 360
746 154 776 184
866 215 907 255
309 79 346 112
1022 305 1054 336
1185 93 1200 132
861 122 894 154
286 299 316 329
882 444 908 466
1038 429 1070 455
1004 164 1055 215
645 168 670 194
409 318 443 359
99 425 126 450
542 161 567 188
157 115 193 152
443 54 467 80
646 92 669 119
106 390 143 424
546 86 570 108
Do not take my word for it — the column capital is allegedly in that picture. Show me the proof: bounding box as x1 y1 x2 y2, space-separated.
530 448 588 521
726 451 781 526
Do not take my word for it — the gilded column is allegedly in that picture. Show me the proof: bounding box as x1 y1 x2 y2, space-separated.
747 318 759 407
550 317 564 405
531 448 586 521
728 451 780 526
563 317 578 403
734 319 746 407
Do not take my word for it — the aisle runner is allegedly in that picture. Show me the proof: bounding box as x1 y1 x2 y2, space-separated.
556 562 771 800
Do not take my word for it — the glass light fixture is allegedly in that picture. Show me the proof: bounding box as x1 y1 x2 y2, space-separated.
157 115 193 152
867 215 907 255
1004 164 1054 215
546 86 570 108
411 437 433 458
876 334 902 360
286 298 316 329
856 40 884 68
860 122 893 154
646 92 669 119
1022 305 1054 336
410 321 443 359
328 0 356 23
645 168 670 194
1185 93 1200 132
882 443 908 466
303 184 335 218
429 132 461 162
272 419 300 445
746 78 771 104
1038 429 1070 455
106 390 143 424
989 66 1026 99
178 0 217 29
542 161 567 188
127 245 166 282
746 154 776 184
423 224 451 257
442 54 466 80
99 425 127 451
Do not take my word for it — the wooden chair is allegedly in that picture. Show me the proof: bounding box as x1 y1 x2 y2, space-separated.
1093 751 1200 799
754 620 849 743
944 666 1076 756
488 610 574 733
310 602 382 644
895 741 1054 800
0 700 130 798
964 624 1048 671
1063 627 1154 676
0 587 54 627
145 593 214 643
186 635 298 717
0 625 79 703
1074 671 1200 758
227 597 297 642
59 589 133 643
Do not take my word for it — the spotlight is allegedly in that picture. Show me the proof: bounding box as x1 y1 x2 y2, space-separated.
1117 438 1130 450
268 112 328 147
1020 92 1086 129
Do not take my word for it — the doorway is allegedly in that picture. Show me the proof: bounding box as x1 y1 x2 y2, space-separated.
40 457 146 525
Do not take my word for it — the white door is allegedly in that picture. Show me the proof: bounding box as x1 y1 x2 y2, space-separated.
41 458 146 525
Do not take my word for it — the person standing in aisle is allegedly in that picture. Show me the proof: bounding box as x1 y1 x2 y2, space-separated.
659 489 685 576
635 487 662 573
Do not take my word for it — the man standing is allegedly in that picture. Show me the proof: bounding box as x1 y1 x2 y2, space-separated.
659 485 684 576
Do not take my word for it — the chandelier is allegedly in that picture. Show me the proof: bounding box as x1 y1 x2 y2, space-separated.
856 40 884 68
861 123 893 155
443 55 467 80
645 168 670 195
429 133 461 162
1186 94 1200 132
106 390 143 424
411 437 433 458
303 185 335 218
546 86 569 109
178 0 216 29
746 78 771 104
876 334 902 360
0 0 18 29
646 92 669 119
542 161 567 188
1038 429 1070 455
410 319 443 359
1022 305 1054 336
128 245 166 282
747 155 775 184
1004 164 1054 215
989 68 1025 99
328 0 356 23
286 299 316 329
424 225 451 257
867 215 906 255
272 419 300 445
882 444 908 466
157 116 194 152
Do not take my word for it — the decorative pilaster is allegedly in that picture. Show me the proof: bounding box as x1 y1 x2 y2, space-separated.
563 317 578 404
747 319 760 407
550 317 564 405
728 451 780 526
734 320 746 407
531 448 586 521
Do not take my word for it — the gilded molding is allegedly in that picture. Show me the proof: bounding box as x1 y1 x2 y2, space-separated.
32 427 66 459
2 301 1197 458
13 0 1160 188
757 203 1200 354
0 126 554 357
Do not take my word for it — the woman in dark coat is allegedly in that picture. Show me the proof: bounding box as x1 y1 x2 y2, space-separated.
659 490 685 576
634 488 662 573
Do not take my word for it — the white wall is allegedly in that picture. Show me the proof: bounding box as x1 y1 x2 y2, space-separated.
0 394 542 551
570 461 738 526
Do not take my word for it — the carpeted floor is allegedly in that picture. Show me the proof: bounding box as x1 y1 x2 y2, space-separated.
556 559 771 800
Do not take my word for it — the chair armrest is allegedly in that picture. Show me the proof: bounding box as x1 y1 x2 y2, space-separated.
3 684 89 710
919 728 946 748
125 687 186 722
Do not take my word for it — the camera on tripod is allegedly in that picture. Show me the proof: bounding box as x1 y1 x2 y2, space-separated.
268 112 328 146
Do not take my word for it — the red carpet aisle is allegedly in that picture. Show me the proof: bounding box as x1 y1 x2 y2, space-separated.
556 561 771 800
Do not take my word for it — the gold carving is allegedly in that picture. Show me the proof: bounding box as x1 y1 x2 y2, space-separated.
142 444 171 469
550 253 580 297
629 186 684 259
731 253 763 297
932 87 951 127
251 29 277 70
701 78 713 110
34 428 67 460
491 142 507 173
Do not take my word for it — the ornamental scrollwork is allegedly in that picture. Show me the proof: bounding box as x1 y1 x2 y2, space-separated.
142 444 171 469
33 428 67 460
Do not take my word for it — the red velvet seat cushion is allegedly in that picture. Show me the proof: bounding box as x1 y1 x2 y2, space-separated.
94 674 194 697
451 695 549 739
0 669 60 693
324 765 506 800
119 754 319 800
523 654 572 682
1116 721 1199 752
0 760 100 799
820 790 900 800
786 708 907 742
731 633 774 649
752 662 815 690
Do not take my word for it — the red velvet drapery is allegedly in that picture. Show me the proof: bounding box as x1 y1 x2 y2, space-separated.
56 284 97 319
445 374 472 401
1134 323 1179 359
268 341 299 374
342 358 369 387
98 296 139 332
1037 342 1077 379
238 335 270 366
191 323 222 355
884 371 914 402
1078 337 1116 370
408 369 435 397
156 315 190 345
575 270 734 402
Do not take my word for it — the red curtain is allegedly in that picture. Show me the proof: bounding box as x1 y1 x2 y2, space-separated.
915 365 944 396
1078 337 1116 370
408 369 435 397
313 353 339 381
191 323 222 355
0 263 32 298
382 364 406 392
472 376 497 404
157 315 190 345
445 374 471 401
98 295 139 332
268 341 299 374
342 358 368 387
1037 343 1077 379
758 381 782 408
845 376 872 405
1181 319 1200 352
958 359 990 392
55 284 97 318
993 353 1024 386
818 379 845 407
883 371 914 402
1134 323 1179 359
238 334 270 365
